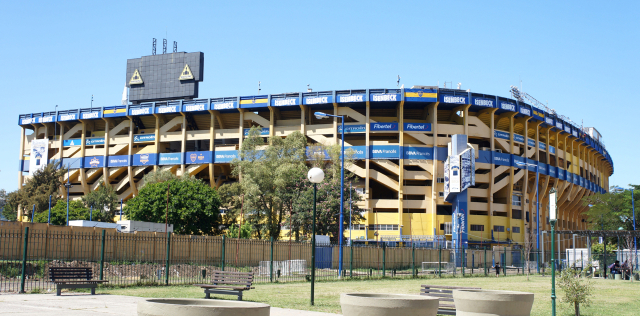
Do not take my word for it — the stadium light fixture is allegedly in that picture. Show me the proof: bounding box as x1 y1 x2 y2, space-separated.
314 112 329 120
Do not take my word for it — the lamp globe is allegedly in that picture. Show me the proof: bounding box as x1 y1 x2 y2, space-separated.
308 167 325 184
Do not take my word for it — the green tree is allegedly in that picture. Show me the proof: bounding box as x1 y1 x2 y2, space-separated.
0 189 16 221
226 127 309 240
582 185 638 244
34 200 90 226
81 182 118 222
140 169 181 188
124 177 222 235
558 267 593 316
226 221 252 238
8 161 67 219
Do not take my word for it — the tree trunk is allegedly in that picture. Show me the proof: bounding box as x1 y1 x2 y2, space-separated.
574 302 580 316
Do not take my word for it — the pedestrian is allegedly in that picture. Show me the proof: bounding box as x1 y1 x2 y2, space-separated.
493 262 501 277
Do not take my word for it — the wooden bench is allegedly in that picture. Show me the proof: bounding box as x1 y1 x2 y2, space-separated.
193 271 254 301
420 284 481 315
49 267 108 296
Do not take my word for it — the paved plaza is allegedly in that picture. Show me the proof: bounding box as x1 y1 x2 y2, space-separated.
0 293 340 316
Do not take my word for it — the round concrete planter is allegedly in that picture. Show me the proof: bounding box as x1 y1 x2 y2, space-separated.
452 289 534 316
340 293 439 316
137 299 270 316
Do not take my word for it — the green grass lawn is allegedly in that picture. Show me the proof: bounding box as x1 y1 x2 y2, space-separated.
98 275 640 316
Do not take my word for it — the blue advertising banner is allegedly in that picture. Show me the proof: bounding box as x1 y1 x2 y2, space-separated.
477 150 492 164
155 105 180 114
526 158 537 170
548 166 557 178
80 111 101 120
108 155 129 167
337 94 366 103
338 124 366 133
346 146 367 159
370 93 401 102
133 134 156 143
185 151 213 164
527 139 536 147
244 127 270 136
512 155 524 167
514 134 524 143
403 122 431 132
214 150 238 163
472 97 495 108
58 113 79 122
63 138 105 146
271 98 299 107
370 145 400 159
545 115 554 126
62 157 82 169
38 115 56 123
370 122 398 131
538 162 548 175
519 105 532 116
494 130 509 140
133 153 157 166
303 95 333 105
129 107 152 116
211 101 238 110
499 101 517 112
183 102 208 112
440 95 468 104
493 152 511 166
403 146 433 160
539 142 547 151
159 153 182 165
436 147 448 161
550 146 556 154
558 169 566 181
83 156 104 168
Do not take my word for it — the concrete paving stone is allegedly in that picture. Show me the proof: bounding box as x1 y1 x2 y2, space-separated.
0 294 341 316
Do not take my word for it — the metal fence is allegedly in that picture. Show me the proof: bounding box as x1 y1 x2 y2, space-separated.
1 227 560 293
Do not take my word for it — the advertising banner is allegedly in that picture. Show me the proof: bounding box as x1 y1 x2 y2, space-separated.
185 151 213 164
403 146 433 160
303 95 333 105
403 123 431 132
211 101 238 110
159 153 182 165
83 156 104 168
108 155 129 167
134 134 155 143
338 124 366 133
133 153 157 166
29 139 49 175
370 122 398 131
214 150 238 163
370 145 400 159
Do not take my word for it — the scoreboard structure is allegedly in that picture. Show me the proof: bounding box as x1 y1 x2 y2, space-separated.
125 52 204 103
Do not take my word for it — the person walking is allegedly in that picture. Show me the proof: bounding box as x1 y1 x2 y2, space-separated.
493 262 501 278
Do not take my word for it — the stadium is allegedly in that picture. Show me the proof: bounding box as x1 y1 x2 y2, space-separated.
16 51 613 253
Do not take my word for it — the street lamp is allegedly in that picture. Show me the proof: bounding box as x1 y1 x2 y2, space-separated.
314 111 346 277
64 169 73 226
515 161 540 273
549 187 558 316
307 167 325 306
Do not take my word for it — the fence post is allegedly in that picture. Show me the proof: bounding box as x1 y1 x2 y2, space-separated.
350 244 353 278
484 246 487 276
165 231 171 285
412 243 416 278
221 236 226 271
438 245 442 278
503 247 507 276
99 230 106 280
382 242 386 277
462 245 465 277
270 237 274 283
19 226 29 293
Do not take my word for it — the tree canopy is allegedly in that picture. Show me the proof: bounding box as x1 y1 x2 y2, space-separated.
6 161 67 220
582 185 638 232
81 181 118 222
34 200 90 225
124 175 222 235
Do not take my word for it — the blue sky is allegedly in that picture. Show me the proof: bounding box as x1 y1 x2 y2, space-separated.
1 1 637 192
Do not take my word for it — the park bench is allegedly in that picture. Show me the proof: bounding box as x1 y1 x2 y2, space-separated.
49 267 108 296
193 271 254 301
420 284 481 315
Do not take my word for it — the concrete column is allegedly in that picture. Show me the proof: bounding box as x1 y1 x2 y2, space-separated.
103 118 111 186
180 114 187 175
365 102 371 238
398 101 405 239
208 110 217 188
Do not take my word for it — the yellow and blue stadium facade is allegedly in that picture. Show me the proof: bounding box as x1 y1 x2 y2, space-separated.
17 87 613 252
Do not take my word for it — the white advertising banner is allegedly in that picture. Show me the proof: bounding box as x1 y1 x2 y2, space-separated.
29 139 49 175
449 155 461 193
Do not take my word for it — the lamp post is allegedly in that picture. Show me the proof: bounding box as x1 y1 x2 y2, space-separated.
314 112 346 277
308 167 325 306
64 169 73 226
549 187 558 316
48 195 51 224
516 161 540 273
